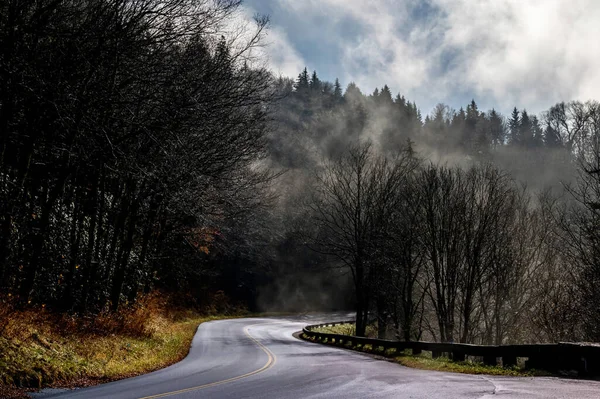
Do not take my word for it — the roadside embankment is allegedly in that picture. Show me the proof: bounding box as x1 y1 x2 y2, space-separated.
0 293 246 399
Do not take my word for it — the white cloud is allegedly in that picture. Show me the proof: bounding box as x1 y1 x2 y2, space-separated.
260 0 600 115
262 25 306 78
436 0 600 111
236 4 306 78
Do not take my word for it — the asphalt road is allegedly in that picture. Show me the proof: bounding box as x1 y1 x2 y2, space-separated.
35 314 600 399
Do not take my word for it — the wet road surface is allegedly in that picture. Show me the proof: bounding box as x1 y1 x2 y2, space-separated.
35 314 600 398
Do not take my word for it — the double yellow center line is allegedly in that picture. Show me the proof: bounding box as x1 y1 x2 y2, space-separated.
139 324 276 399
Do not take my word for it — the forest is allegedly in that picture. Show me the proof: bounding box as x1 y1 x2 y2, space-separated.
1 0 599 346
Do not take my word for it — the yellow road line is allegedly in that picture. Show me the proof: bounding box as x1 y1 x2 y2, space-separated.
138 324 276 399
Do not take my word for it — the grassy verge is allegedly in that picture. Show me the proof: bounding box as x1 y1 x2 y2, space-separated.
305 324 549 377
0 294 248 399
391 350 548 376
313 323 378 337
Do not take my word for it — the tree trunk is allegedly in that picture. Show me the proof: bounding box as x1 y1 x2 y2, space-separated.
80 171 99 312
110 187 139 312
376 294 388 339
62 185 84 310
20 176 66 302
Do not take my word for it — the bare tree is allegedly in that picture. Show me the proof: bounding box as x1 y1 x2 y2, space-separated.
387 171 427 341
557 152 600 340
307 142 418 336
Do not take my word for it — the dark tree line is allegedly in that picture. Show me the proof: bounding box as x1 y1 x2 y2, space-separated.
0 0 275 312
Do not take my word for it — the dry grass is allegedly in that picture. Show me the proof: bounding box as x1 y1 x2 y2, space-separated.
0 291 247 398
312 323 378 338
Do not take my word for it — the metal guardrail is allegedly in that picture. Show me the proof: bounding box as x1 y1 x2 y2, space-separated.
302 321 600 376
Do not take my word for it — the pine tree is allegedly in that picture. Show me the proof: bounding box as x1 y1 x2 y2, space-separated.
432 104 451 132
379 85 393 104
508 107 521 145
295 67 310 91
333 78 343 101
544 125 562 148
344 82 362 103
464 100 480 150
310 70 321 91
415 105 422 125
488 109 505 148
395 94 406 108
531 115 544 147
520 110 533 147
466 100 479 121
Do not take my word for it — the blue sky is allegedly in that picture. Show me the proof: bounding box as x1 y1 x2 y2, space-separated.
241 0 600 117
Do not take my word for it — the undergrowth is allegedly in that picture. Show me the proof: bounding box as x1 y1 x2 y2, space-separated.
0 291 247 398
312 323 378 338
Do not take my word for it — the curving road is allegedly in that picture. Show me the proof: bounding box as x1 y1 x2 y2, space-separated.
35 314 600 399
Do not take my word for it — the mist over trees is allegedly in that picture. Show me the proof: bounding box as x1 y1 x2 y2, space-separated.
1 0 600 344
269 68 600 343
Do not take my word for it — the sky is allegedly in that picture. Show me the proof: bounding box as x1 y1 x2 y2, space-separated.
240 0 600 117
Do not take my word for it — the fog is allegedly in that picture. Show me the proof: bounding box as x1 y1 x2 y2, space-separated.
255 71 589 315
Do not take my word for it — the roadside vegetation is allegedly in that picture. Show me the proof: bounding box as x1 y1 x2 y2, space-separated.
393 353 546 377
313 323 378 338
307 324 548 377
0 292 246 399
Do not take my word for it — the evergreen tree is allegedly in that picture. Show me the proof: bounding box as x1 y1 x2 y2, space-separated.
474 112 493 153
344 82 362 103
531 115 544 147
395 94 406 108
464 100 481 150
466 100 479 122
371 87 380 100
488 109 505 148
415 105 423 125
333 78 343 101
404 101 423 138
520 110 533 147
295 67 310 91
450 107 466 148
544 125 562 148
310 70 321 91
379 85 393 104
428 104 452 148
508 107 521 145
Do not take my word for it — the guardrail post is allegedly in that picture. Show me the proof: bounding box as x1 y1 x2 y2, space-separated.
432 350 442 359
526 349 560 372
412 347 422 355
452 350 465 362
503 355 517 367
483 355 497 366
